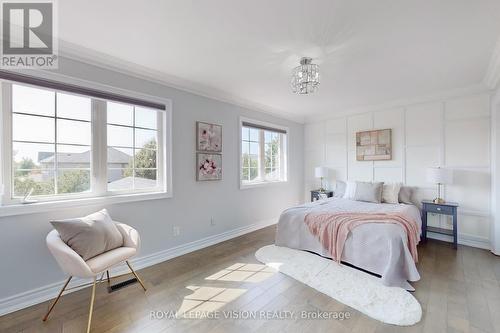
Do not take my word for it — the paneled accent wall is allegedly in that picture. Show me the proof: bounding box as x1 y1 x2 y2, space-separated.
304 93 491 248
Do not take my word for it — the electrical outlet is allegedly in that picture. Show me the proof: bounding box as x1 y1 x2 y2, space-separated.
210 217 216 226
173 226 180 237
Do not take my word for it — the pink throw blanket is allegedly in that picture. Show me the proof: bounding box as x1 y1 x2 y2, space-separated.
304 212 419 263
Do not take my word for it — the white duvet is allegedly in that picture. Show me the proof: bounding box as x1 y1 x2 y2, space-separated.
275 197 422 290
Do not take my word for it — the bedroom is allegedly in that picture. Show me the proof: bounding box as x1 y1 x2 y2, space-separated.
0 0 500 332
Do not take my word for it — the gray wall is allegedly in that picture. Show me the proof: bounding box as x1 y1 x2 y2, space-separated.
0 57 304 300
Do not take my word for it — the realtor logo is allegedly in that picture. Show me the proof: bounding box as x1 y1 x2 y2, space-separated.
1 0 58 68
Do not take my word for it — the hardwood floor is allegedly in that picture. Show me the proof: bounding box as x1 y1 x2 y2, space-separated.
1 225 500 333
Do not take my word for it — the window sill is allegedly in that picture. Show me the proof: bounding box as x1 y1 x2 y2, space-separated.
240 180 288 190
0 191 172 217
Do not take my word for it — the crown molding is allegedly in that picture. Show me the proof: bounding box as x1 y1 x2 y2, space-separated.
484 37 500 90
57 41 305 124
304 83 491 123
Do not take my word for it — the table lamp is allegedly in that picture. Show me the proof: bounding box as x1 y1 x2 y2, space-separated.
315 166 328 192
426 167 453 204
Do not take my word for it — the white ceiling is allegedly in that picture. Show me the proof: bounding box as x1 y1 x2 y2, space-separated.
58 0 500 121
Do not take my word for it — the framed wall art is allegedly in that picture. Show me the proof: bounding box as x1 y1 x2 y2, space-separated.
196 121 222 152
196 153 222 181
356 129 392 161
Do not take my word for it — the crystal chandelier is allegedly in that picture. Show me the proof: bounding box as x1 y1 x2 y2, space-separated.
291 57 320 94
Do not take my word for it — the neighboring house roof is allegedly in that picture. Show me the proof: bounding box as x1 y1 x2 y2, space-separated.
38 147 131 164
107 148 133 164
107 176 156 191
37 152 53 162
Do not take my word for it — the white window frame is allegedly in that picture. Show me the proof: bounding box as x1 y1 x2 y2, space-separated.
2 83 97 204
0 75 172 217
239 116 288 189
104 101 165 196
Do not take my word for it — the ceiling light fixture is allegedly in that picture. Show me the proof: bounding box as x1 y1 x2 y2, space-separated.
291 57 320 95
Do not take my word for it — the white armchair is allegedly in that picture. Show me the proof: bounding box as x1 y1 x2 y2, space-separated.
43 221 146 333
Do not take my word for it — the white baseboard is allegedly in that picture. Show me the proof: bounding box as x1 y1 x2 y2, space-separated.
0 218 278 317
427 232 490 250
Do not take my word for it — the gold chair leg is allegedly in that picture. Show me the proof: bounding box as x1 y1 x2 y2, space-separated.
86 277 97 333
42 276 72 321
125 261 147 291
106 270 111 288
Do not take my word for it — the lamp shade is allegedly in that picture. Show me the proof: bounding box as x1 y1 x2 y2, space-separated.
426 167 453 184
315 166 328 178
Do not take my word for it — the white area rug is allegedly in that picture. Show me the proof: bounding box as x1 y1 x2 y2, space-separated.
255 245 422 326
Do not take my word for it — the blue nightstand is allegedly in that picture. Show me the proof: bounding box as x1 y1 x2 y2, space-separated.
310 190 333 202
421 200 459 249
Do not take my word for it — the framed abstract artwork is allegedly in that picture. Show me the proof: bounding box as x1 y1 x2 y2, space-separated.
196 121 222 152
356 129 392 161
196 153 222 181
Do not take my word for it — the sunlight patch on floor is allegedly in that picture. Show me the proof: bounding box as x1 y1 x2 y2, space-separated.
175 262 279 319
205 262 277 283
177 286 247 318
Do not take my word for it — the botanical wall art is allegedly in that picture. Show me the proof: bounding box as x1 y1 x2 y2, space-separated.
356 129 392 161
197 121 222 152
197 153 222 181
196 121 223 181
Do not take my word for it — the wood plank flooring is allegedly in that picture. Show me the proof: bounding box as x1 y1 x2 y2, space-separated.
1 225 500 333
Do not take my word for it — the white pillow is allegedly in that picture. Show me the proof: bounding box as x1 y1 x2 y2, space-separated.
382 182 402 204
354 182 384 203
334 180 346 198
399 186 413 204
51 209 124 260
343 181 357 199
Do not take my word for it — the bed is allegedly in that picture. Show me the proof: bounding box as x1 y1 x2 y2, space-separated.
275 197 422 290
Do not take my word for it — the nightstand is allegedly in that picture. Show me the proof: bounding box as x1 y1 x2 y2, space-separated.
421 200 459 249
310 190 333 202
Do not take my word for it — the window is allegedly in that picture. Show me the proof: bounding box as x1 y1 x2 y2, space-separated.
240 118 287 187
241 126 260 182
1 81 170 206
107 102 159 192
11 85 91 198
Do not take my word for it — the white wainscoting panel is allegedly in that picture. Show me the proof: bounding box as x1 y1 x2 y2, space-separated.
304 93 491 249
373 108 404 168
348 150 374 182
445 94 490 120
405 102 443 147
374 167 404 183
325 133 347 166
305 122 325 150
445 168 491 212
459 214 491 242
445 118 490 167
405 146 441 187
326 117 347 134
347 113 373 151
